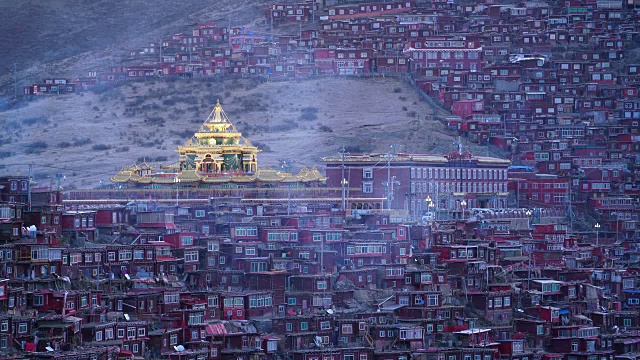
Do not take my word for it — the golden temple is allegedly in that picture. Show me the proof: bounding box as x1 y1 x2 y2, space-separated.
111 100 326 188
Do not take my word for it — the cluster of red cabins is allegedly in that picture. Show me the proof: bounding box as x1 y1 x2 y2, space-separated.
20 0 640 232
9 1 640 359
0 155 639 360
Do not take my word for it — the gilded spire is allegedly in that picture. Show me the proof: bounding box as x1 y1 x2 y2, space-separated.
175 100 260 174
205 99 231 125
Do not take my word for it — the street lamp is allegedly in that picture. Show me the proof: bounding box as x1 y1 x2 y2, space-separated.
174 177 181 207
594 223 601 247
460 200 467 219
382 176 399 210
341 178 348 212
525 209 532 228
426 196 434 221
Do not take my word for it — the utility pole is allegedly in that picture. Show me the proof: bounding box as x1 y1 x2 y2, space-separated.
568 182 573 235
610 212 619 243
436 189 440 221
346 168 351 210
386 146 392 210
320 227 324 276
174 178 180 207
97 248 101 290
390 176 398 211
55 173 64 191
340 147 346 211
28 164 32 211
527 250 532 290
516 178 520 209
503 114 507 137
287 185 291 215
270 6 274 43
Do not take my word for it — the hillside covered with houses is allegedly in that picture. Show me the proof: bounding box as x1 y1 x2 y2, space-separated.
2 0 640 360
23 0 640 190
0 160 640 360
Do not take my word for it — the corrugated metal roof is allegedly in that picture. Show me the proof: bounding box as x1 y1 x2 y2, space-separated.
206 323 228 335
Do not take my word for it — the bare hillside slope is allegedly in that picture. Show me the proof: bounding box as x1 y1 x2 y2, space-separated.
0 77 486 188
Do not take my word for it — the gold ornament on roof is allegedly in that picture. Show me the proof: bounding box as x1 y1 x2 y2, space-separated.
111 100 322 187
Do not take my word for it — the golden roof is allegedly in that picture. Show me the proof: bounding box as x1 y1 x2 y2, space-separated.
110 168 143 183
299 166 327 182
159 162 179 171
474 156 512 165
112 167 328 185
255 168 285 182
201 175 255 183
231 175 257 183
201 176 229 183
204 99 232 125
111 99 279 186
175 170 203 183
151 176 175 184
280 173 299 183
137 176 152 184
288 166 327 183
178 100 259 151
110 169 130 183
138 159 155 170
311 167 327 182
194 99 239 137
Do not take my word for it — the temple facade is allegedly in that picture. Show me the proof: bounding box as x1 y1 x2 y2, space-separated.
178 99 258 174
324 149 511 217
111 100 325 188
